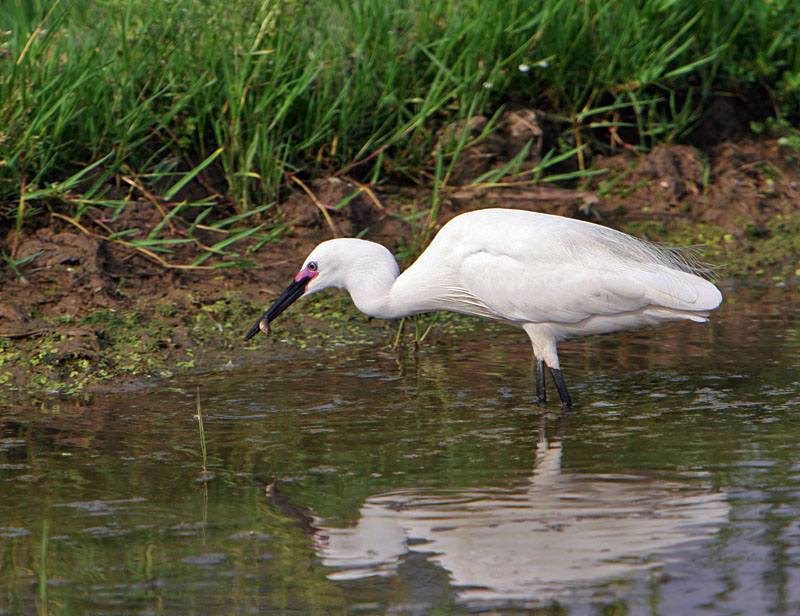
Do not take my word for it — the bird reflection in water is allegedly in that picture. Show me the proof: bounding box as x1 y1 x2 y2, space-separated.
266 409 728 603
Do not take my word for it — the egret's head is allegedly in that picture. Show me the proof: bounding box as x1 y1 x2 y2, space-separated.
244 238 397 341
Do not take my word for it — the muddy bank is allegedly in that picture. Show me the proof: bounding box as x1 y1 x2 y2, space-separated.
1 138 798 397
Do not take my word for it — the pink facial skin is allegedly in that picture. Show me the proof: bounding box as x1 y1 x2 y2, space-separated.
295 263 319 282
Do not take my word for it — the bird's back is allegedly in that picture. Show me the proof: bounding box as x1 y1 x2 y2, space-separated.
400 208 722 332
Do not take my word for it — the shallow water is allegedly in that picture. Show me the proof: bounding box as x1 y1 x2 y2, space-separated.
1 288 799 615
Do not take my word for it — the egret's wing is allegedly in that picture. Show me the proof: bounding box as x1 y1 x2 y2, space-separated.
457 249 714 325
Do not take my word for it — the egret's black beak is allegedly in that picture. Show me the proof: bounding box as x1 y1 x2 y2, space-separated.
244 275 313 341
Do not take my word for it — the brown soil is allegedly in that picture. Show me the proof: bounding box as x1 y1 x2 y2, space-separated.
1 133 798 396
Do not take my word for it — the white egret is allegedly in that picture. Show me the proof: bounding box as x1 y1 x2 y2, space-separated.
245 208 722 406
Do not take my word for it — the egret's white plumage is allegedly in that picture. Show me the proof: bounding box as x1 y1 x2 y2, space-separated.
246 208 722 406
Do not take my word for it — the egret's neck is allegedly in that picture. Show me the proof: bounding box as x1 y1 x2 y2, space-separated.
313 238 443 320
348 260 442 320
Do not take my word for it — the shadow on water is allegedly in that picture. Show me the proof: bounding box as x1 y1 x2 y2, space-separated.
1 287 799 614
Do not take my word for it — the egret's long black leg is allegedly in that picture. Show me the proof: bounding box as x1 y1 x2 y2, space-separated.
549 367 573 408
536 359 547 404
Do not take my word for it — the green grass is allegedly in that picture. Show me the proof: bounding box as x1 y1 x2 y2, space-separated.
1 0 799 258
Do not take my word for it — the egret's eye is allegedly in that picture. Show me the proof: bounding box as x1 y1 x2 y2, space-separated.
307 261 318 272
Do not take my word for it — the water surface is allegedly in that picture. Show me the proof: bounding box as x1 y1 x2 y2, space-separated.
1 288 799 614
